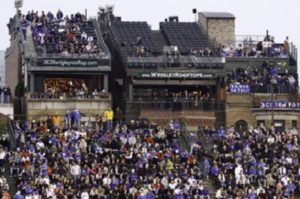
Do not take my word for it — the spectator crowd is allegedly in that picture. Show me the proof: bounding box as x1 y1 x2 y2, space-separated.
30 89 109 100
20 10 103 56
200 125 300 198
4 111 214 198
227 62 297 93
219 35 290 58
0 132 10 198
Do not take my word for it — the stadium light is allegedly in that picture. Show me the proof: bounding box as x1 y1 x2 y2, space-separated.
192 8 197 22
15 0 23 9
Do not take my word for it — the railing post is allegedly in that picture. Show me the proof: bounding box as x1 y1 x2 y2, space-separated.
6 115 16 151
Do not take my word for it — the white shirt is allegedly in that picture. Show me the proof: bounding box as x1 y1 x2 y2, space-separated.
215 189 223 198
235 165 243 179
71 164 81 176
0 151 6 159
168 182 177 190
36 141 45 150
128 136 137 145
281 176 290 186
103 177 111 186
81 191 89 199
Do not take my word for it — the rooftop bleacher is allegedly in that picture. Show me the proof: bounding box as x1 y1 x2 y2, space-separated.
160 22 212 55
21 10 104 57
110 21 161 56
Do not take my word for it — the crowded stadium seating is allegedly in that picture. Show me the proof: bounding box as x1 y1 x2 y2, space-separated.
7 118 211 198
160 22 212 55
199 126 299 198
21 10 102 56
227 63 297 94
5 6 299 199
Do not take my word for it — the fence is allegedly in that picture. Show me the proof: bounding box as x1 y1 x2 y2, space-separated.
127 99 224 112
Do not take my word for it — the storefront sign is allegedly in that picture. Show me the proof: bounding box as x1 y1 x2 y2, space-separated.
260 100 300 109
43 58 100 67
230 84 250 93
138 72 214 79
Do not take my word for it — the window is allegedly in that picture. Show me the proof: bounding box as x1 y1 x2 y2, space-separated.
274 120 285 132
257 120 265 128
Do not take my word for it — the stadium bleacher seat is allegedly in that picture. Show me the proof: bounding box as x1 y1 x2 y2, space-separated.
160 22 212 55
110 21 161 55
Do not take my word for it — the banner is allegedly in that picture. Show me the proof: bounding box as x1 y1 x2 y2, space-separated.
138 72 214 79
230 84 250 93
42 58 100 67
260 100 300 109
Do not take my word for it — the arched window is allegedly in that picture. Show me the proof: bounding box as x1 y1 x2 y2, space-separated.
234 120 248 133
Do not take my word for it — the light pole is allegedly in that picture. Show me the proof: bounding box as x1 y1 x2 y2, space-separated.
14 0 27 94
271 84 274 125
270 78 276 126
192 9 197 22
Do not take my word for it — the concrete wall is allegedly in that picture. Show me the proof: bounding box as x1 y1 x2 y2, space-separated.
0 104 14 119
140 110 216 127
5 39 21 98
0 51 5 87
27 98 111 121
226 93 300 128
198 14 207 32
207 19 235 47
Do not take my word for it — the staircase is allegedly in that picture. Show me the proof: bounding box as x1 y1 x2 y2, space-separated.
152 30 168 49
1 116 17 197
196 128 217 198
3 161 17 196
179 124 216 198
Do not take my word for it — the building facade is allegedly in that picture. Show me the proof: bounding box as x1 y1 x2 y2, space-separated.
0 51 5 87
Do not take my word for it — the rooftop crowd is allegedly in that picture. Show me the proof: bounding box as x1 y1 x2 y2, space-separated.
220 36 290 58
30 78 109 100
6 112 212 198
200 125 300 198
20 10 103 56
226 62 297 93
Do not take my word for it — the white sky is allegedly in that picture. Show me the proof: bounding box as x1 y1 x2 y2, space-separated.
1 0 299 60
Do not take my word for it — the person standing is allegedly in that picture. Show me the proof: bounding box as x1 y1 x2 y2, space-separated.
72 109 85 128
46 115 53 131
64 111 72 129
52 113 61 129
104 107 114 132
115 107 123 128
2 85 11 103
99 113 106 133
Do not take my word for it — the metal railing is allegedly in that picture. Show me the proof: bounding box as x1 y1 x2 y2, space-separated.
27 92 111 100
126 99 222 112
127 55 225 69
228 84 298 94
6 116 16 151
180 120 192 148
31 52 109 59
